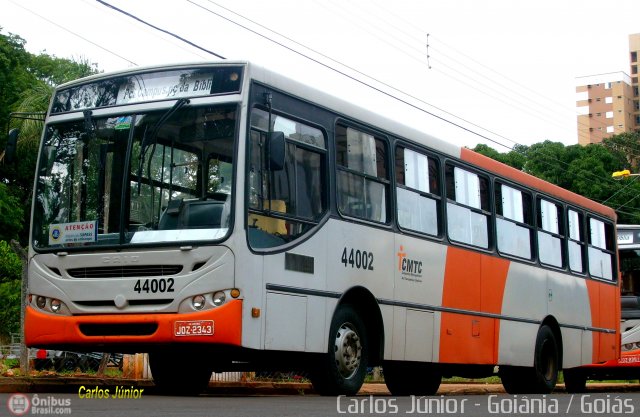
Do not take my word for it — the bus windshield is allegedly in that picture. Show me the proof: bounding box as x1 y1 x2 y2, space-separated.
32 104 237 250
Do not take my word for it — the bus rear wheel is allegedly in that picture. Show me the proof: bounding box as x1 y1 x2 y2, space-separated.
500 325 559 394
149 350 213 396
310 304 368 396
383 361 441 396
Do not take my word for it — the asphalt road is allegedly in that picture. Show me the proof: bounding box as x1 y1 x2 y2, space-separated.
3 392 640 417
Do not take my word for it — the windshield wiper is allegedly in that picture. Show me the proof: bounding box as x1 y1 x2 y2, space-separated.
136 98 190 194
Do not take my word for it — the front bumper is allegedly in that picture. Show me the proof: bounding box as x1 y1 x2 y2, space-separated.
25 299 242 349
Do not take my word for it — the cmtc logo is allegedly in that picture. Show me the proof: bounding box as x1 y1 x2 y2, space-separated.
397 245 423 279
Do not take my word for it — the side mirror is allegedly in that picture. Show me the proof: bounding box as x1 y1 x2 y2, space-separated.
268 131 285 171
4 128 19 164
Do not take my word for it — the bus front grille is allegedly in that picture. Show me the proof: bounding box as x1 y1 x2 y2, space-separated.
75 299 173 308
67 265 183 278
79 323 158 337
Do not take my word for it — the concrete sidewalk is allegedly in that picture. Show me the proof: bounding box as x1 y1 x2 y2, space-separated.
1 377 639 395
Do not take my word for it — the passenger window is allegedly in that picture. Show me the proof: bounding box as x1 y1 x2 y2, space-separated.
495 183 532 259
395 147 440 236
247 109 326 249
445 164 489 249
567 209 586 274
588 217 615 280
336 124 389 223
537 198 564 268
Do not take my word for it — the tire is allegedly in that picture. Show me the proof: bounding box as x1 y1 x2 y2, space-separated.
532 325 559 393
310 304 368 396
500 325 559 394
563 369 587 393
149 350 213 396
383 361 441 396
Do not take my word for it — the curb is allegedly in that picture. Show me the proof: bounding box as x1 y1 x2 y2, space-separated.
1 378 639 395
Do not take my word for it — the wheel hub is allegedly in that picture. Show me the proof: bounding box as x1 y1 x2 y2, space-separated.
334 322 362 379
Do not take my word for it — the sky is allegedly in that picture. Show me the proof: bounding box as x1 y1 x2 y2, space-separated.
1 0 640 151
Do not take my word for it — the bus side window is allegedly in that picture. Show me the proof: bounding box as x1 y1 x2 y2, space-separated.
336 124 389 223
445 164 490 249
537 198 564 268
495 183 533 260
247 109 327 249
588 217 615 280
395 146 440 236
567 208 586 274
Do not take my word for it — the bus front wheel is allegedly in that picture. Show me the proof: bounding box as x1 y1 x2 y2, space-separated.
310 304 368 396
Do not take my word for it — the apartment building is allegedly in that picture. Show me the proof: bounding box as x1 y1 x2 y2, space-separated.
576 72 634 145
575 33 640 145
631 33 640 131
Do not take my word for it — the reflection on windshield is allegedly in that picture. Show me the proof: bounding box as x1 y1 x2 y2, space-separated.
33 105 237 250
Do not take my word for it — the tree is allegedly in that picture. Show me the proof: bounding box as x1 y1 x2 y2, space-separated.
1 27 99 245
0 29 31 134
0 240 22 340
0 183 23 242
0 29 99 342
471 136 640 224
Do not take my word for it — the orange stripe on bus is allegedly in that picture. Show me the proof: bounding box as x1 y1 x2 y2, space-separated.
25 299 243 348
585 280 620 363
439 247 510 364
460 148 616 220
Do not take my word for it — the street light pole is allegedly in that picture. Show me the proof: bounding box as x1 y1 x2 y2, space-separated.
612 170 640 179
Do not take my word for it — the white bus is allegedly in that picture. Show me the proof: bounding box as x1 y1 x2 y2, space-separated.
22 61 619 395
565 225 640 391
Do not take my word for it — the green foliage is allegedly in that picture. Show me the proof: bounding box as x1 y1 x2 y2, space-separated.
0 183 23 242
0 278 21 339
1 27 99 245
473 143 528 170
0 240 21 340
0 240 21 283
0 30 31 132
472 136 640 224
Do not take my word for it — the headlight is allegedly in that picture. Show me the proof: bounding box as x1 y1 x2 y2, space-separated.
31 294 70 315
212 291 226 307
192 295 206 310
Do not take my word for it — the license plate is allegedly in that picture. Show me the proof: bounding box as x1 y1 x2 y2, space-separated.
174 320 214 337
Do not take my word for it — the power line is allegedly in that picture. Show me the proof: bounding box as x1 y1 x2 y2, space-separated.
80 0 210 61
95 0 226 59
74 1 640 218
190 0 515 151
352 0 640 158
6 0 137 66
186 0 640 217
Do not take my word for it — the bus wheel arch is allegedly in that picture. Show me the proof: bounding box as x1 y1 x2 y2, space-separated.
310 287 384 395
540 316 563 371
337 286 384 366
500 319 561 394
